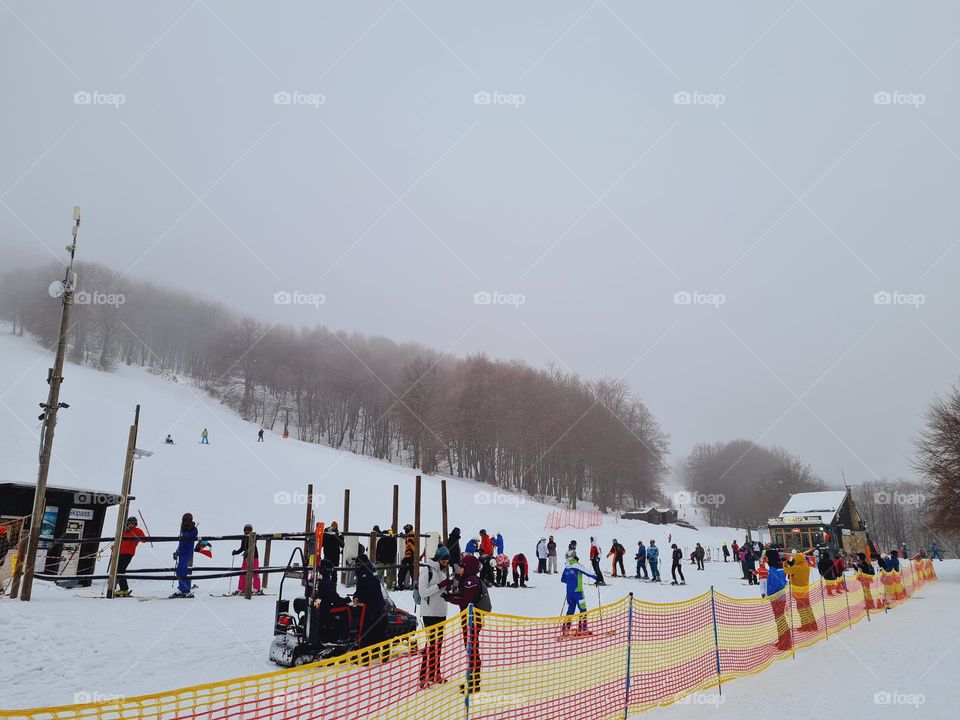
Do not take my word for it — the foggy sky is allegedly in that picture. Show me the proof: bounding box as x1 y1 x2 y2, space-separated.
2 1 959 485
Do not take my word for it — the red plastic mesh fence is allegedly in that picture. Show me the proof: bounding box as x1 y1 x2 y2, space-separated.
0 560 937 720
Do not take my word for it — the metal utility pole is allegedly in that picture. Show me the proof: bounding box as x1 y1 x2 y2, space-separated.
19 206 81 601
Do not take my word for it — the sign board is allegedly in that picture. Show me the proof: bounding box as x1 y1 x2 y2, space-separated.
68 508 94 521
423 532 441 561
772 515 824 525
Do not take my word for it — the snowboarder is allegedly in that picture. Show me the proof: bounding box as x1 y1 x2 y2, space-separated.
635 540 648 580
164 434 174 445
721 544 730 562
232 524 262 595
257 428 264 442
589 537 606 585
494 553 509 587
171 513 198 598
511 552 529 587
608 539 626 577
547 536 558 573
670 544 686 585
561 553 598 636
115 516 145 596
647 540 661 582
536 537 548 573
417 545 450 689
694 543 705 571
440 554 486 694
200 428 209 444
398 524 416 590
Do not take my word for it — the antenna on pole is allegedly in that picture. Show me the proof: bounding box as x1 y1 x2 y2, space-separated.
15 207 81 601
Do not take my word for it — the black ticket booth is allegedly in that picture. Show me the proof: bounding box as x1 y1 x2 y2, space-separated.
0 482 123 587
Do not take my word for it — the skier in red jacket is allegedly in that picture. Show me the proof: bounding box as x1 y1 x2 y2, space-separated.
115 517 145 597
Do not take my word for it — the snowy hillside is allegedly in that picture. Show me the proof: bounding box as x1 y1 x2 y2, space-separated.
1 329 953 718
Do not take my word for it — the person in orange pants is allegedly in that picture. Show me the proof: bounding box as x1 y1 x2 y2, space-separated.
608 539 626 577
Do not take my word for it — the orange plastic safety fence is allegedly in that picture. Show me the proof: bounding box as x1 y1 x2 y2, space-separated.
0 561 937 720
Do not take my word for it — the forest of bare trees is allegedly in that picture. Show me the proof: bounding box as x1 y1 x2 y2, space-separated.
681 439 824 527
0 261 670 510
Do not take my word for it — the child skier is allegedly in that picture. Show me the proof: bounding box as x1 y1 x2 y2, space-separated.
171 512 198 598
589 537 606 585
232 523 262 595
561 554 597 636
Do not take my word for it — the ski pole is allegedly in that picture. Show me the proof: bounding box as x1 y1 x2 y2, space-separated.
226 555 235 595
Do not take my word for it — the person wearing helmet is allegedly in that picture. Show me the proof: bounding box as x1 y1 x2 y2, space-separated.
232 524 262 595
398 524 416 590
115 516 145 597
171 513 197 598
417 545 451 688
561 554 597 636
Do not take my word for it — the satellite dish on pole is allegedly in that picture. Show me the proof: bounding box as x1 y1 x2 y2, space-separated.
48 280 66 299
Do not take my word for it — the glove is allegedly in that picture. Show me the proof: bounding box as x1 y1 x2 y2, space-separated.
173 551 179 561
232 549 241 556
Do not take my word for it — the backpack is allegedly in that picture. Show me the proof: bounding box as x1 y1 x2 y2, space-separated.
412 565 433 605
474 579 492 612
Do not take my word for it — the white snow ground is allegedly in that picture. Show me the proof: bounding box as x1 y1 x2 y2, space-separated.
0 330 954 717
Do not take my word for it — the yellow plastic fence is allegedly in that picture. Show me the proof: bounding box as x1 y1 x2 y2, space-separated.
0 560 937 720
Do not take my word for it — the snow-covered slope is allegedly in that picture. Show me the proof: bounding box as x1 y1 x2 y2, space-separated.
4 329 948 717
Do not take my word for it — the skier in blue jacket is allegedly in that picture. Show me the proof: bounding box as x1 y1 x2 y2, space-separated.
646 540 661 582
464 537 480 555
171 512 198 598
494 532 504 555
560 554 598 636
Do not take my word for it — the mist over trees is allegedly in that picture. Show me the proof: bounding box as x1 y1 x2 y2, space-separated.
850 479 933 555
1 261 669 510
681 439 824 526
914 384 960 539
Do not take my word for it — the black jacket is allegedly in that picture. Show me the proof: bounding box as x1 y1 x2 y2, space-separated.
375 534 398 565
323 530 344 564
232 535 258 559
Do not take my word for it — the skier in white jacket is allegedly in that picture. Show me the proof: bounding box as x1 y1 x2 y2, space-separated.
536 537 549 573
417 545 450 688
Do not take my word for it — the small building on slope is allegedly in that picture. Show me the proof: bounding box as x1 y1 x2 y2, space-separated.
767 489 868 554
